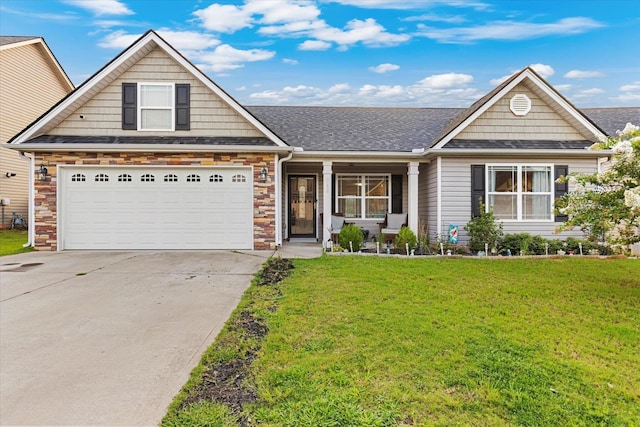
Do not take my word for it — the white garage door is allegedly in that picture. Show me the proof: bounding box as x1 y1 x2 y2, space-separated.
61 167 253 250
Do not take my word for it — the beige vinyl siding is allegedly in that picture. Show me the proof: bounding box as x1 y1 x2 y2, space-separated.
456 83 585 141
0 42 72 221
440 156 598 244
51 48 264 137
421 162 438 242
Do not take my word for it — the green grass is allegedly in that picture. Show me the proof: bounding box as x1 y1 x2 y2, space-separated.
0 229 32 256
164 256 640 426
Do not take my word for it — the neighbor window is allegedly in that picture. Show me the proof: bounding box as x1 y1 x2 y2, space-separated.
138 83 174 131
336 174 389 219
487 165 552 221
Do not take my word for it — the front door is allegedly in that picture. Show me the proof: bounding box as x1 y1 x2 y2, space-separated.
289 176 316 238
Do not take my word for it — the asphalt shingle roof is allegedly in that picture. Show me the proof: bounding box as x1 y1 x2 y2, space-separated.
0 36 39 46
22 135 275 146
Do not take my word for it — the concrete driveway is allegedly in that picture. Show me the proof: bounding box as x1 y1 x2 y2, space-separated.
0 249 271 426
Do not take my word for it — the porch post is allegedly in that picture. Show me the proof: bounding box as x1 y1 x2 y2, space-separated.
407 161 419 234
322 161 333 245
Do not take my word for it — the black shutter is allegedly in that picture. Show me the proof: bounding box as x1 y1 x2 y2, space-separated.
471 164 485 217
554 165 569 222
175 83 190 130
122 83 137 130
392 175 403 213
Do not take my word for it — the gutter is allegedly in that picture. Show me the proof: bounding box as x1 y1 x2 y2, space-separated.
428 148 612 157
275 150 296 246
17 152 34 248
5 143 294 154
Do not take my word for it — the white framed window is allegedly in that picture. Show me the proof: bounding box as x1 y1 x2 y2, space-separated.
138 82 174 131
487 164 553 221
232 174 247 183
336 174 390 219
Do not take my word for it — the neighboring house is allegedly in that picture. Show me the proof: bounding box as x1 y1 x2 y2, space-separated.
6 30 639 250
0 36 74 227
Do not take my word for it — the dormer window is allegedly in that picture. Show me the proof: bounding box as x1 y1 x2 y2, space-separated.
122 82 190 131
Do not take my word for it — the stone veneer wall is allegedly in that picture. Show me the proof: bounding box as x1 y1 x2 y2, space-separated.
33 152 276 251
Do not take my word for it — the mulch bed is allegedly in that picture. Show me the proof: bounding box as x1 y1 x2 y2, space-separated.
178 257 294 425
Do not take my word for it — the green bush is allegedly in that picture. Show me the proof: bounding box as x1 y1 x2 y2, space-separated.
500 233 598 255
395 226 417 252
339 224 363 252
464 202 504 252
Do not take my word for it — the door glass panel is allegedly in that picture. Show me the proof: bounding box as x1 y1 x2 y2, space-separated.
290 176 316 236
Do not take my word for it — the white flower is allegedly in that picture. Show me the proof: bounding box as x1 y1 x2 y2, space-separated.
612 140 633 156
617 123 640 138
624 188 640 209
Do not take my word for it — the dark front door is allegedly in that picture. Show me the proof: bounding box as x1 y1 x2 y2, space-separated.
289 176 316 238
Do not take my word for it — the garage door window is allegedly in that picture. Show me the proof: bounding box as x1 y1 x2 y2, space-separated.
232 174 246 183
164 174 178 182
95 174 109 182
187 174 201 182
118 174 132 182
210 174 223 183
72 174 86 182
141 174 155 182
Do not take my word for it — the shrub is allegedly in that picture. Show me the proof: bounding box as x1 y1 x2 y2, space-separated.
464 202 503 252
395 226 418 252
338 224 363 252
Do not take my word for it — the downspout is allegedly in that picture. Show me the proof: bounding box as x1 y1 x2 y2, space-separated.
18 151 35 248
276 150 294 246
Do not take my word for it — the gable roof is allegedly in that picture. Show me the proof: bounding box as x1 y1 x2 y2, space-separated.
248 106 462 152
430 67 607 149
0 36 74 92
8 30 288 148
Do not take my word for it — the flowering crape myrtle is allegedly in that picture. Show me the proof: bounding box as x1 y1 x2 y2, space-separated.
555 123 640 248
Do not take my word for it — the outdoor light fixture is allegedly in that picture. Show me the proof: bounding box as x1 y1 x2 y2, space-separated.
38 165 48 180
259 167 268 182
5 172 16 178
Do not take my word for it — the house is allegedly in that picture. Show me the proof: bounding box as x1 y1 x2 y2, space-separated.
6 30 639 251
0 36 74 227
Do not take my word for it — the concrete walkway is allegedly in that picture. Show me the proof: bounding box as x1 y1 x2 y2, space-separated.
0 250 271 426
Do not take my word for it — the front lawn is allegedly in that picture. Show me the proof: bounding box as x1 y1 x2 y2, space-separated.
164 256 640 426
0 229 31 256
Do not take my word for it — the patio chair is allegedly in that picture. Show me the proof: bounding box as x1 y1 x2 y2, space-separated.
379 213 408 243
329 213 345 242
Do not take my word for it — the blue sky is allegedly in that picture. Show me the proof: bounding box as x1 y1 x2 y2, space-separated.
1 0 639 108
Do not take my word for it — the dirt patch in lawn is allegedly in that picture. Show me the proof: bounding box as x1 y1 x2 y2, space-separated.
178 257 293 425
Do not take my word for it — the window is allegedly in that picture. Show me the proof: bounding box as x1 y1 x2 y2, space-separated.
71 174 86 182
487 165 552 221
232 174 246 183
210 174 223 183
186 174 200 182
336 175 389 219
141 174 155 182
138 83 174 131
118 174 132 182
95 173 109 182
164 174 178 182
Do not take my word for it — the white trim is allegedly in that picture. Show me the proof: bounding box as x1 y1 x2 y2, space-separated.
432 68 606 149
335 173 391 220
485 163 554 222
10 31 286 147
436 157 442 240
430 148 609 157
137 82 175 131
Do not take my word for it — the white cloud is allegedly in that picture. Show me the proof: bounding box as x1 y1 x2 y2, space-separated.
573 88 605 98
311 18 410 48
98 29 220 51
193 3 253 33
619 82 640 92
282 58 299 65
245 0 321 25
245 71 481 106
415 17 603 44
402 14 466 24
490 74 512 86
196 44 275 72
63 0 133 16
529 63 554 79
554 84 573 92
415 72 474 89
612 81 640 103
298 40 332 50
369 63 400 74
564 70 604 78
326 0 490 10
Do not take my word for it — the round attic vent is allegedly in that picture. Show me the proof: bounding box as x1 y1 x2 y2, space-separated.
510 93 531 116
